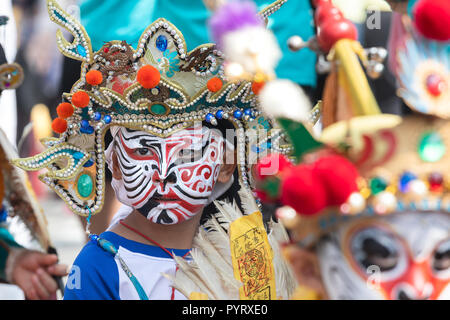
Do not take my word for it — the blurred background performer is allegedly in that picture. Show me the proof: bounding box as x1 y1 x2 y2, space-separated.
253 0 450 300
0 6 68 299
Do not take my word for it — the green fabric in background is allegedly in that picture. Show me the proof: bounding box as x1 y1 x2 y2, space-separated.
79 0 317 87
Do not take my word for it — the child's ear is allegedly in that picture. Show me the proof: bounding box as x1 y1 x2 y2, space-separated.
112 151 123 180
217 148 236 183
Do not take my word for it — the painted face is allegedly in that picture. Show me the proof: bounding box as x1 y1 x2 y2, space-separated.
111 124 225 224
317 212 450 300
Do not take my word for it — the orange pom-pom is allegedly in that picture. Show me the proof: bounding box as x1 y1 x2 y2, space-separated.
85 70 103 86
207 77 223 92
71 91 90 108
52 118 68 134
252 81 265 95
137 65 160 89
56 102 74 118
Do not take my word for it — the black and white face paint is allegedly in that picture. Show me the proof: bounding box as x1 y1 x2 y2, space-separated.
106 123 227 225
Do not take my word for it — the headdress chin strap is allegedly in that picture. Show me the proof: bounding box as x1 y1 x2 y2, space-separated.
105 125 235 228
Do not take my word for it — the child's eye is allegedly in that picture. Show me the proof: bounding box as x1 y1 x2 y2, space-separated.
135 148 152 156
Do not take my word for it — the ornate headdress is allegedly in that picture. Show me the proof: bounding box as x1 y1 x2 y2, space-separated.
12 0 298 218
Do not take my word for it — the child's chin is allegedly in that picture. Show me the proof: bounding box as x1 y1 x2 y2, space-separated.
146 207 193 225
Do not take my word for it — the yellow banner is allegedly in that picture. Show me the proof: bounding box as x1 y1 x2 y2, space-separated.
229 211 276 300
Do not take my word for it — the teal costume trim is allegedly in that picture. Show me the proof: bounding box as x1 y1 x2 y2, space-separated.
79 0 317 87
0 227 22 280
407 0 417 17
91 235 149 300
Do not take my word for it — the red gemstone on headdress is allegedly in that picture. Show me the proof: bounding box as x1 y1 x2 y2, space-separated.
426 74 446 97
104 47 109 53
429 172 444 192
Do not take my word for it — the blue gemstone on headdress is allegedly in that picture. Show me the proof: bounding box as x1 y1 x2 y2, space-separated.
216 110 224 119
244 108 252 116
205 113 214 123
80 125 94 134
77 45 87 57
103 115 112 124
156 35 168 52
73 152 84 160
83 159 94 167
233 109 243 119
93 112 102 121
0 207 7 223
81 120 90 128
399 171 417 193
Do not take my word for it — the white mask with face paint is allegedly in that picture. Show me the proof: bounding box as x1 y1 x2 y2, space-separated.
105 123 233 225
317 212 450 300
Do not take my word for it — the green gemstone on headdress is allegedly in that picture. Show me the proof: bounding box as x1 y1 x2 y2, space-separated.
369 177 387 195
418 131 446 162
150 103 168 115
77 174 93 198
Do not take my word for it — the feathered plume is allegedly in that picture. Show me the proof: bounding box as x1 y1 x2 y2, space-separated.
209 0 281 79
166 183 297 299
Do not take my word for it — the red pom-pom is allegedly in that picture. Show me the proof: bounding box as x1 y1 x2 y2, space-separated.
315 2 343 26
137 65 160 89
251 81 265 95
51 118 68 134
414 0 450 41
280 165 328 215
207 77 223 92
318 19 358 52
56 102 74 118
313 155 359 206
254 154 293 181
71 91 90 108
313 0 331 7
85 70 103 86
